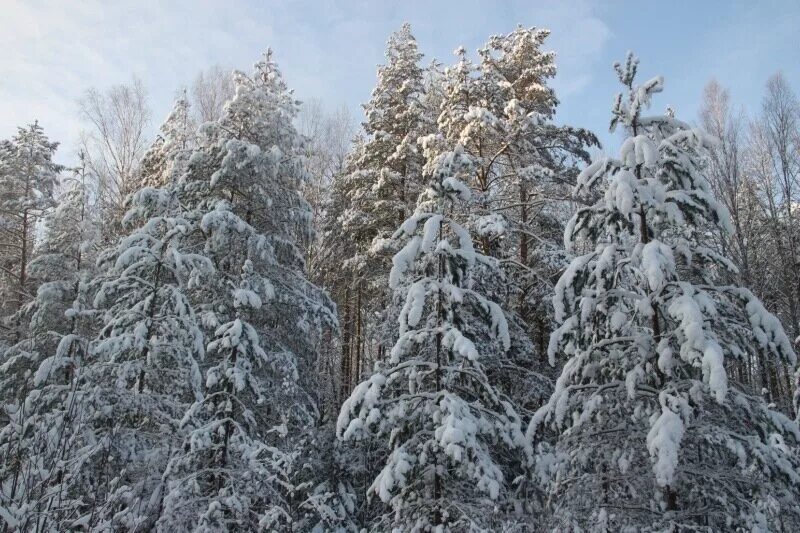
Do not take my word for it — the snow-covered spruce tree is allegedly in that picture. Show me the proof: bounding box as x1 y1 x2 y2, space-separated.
0 164 99 532
56 187 209 531
0 162 96 400
25 158 99 356
138 93 196 190
0 122 60 321
157 50 338 531
0 124 66 531
337 145 528 531
190 48 335 432
530 54 800 531
157 235 286 531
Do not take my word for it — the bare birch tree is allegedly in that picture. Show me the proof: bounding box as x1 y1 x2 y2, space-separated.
78 77 150 240
190 65 234 123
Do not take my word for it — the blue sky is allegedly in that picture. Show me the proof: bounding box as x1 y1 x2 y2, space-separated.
1 0 798 164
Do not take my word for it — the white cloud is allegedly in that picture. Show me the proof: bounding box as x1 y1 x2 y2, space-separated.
0 0 615 164
0 0 277 161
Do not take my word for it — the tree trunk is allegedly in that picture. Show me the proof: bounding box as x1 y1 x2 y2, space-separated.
340 286 352 403
354 282 363 389
519 183 528 264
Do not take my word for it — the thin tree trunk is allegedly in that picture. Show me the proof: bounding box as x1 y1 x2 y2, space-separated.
433 218 444 525
519 183 528 264
340 286 352 403
354 282 363 389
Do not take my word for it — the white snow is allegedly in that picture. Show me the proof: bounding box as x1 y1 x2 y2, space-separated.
640 240 675 292
420 214 443 254
389 235 421 289
647 406 685 487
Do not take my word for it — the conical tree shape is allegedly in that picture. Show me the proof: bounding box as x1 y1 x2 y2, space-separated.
530 53 800 531
138 93 195 190
158 49 337 532
338 145 528 531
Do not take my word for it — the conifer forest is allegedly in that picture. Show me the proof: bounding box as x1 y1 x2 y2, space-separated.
1 8 800 532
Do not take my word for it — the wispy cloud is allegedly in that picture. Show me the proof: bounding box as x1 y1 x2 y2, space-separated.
1 0 795 165
1 0 610 162
0 0 275 159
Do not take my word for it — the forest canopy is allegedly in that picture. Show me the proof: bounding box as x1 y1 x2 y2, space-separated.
1 20 800 533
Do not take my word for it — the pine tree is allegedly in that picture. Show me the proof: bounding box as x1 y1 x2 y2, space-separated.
58 187 209 530
428 28 598 360
138 93 195 190
0 122 61 320
349 22 428 233
322 24 433 400
0 157 96 398
158 49 337 531
530 53 800 531
338 145 527 531
0 159 98 532
25 154 100 358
